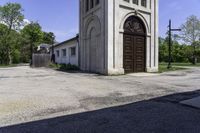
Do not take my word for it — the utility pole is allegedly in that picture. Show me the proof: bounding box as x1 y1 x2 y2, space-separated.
168 20 172 69
167 20 181 69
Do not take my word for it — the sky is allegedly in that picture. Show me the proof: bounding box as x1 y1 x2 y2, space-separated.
0 0 200 42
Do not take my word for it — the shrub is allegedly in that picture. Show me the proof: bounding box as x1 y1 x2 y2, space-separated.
48 63 60 69
49 63 79 71
59 63 79 71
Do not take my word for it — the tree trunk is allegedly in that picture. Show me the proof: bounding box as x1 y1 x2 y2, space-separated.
9 51 12 65
192 45 197 65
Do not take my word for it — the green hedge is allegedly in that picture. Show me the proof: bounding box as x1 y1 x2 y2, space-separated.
49 63 79 71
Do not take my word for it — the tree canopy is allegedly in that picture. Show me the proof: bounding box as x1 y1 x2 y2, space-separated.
0 3 24 31
0 3 56 65
21 22 43 47
180 15 200 45
180 15 200 64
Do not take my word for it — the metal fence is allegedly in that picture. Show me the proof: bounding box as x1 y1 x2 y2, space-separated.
32 54 51 67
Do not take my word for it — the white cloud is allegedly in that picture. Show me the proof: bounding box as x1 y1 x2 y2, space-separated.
19 19 31 30
23 19 31 25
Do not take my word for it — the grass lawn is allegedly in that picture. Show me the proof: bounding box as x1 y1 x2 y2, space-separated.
170 63 200 67
159 62 200 73
0 64 17 68
159 64 186 73
160 62 200 67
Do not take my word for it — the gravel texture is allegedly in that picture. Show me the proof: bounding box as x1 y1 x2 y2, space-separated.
0 66 200 133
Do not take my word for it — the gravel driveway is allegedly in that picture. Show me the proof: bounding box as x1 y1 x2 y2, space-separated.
0 66 200 132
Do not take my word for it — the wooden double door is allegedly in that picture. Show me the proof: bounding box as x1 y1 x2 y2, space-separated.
123 34 146 73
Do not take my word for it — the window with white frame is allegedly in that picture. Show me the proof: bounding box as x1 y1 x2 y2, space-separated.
70 47 76 56
56 50 60 57
62 49 66 57
124 0 130 3
86 0 89 12
132 0 138 5
141 0 147 7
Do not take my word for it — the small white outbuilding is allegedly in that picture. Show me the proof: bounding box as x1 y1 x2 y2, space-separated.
51 36 79 66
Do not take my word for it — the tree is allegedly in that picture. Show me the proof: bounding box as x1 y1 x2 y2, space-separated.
0 3 24 64
42 32 55 44
159 37 168 62
0 23 22 64
21 22 43 64
159 36 195 63
21 22 43 46
180 15 200 64
0 24 9 64
0 3 24 31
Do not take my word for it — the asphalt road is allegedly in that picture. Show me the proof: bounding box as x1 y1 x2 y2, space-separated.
0 66 200 133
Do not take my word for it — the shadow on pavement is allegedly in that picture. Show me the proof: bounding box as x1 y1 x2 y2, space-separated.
1 90 200 133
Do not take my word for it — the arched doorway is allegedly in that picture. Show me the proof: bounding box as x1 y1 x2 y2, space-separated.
89 28 97 72
123 16 146 73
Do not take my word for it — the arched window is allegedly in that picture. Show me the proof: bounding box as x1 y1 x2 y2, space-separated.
141 0 147 7
85 0 100 12
132 0 138 5
124 0 130 3
124 16 146 35
95 0 99 5
86 0 89 12
90 0 94 9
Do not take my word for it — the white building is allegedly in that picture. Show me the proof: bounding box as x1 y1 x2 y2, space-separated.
51 36 79 66
79 0 159 75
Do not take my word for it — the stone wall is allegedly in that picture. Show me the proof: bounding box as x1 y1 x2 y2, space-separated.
79 0 159 75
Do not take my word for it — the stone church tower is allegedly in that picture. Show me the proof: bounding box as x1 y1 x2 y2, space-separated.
79 0 159 75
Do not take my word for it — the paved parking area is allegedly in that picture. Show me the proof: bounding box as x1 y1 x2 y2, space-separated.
0 66 200 132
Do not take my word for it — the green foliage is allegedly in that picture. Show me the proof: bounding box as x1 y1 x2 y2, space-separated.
0 23 23 64
49 63 79 71
0 2 24 31
59 63 79 71
0 23 8 36
180 15 200 64
159 37 200 63
19 35 31 63
159 37 168 62
180 15 200 44
11 49 20 64
159 64 186 73
0 3 24 64
0 64 17 68
48 63 59 69
42 32 55 44
0 3 56 65
0 24 8 64
21 22 43 48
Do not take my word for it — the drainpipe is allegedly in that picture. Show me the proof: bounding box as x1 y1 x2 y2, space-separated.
76 34 80 67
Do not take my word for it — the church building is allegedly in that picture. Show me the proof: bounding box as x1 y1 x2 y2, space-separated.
79 0 159 75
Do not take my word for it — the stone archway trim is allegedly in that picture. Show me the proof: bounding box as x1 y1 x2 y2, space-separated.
119 11 150 34
84 15 101 39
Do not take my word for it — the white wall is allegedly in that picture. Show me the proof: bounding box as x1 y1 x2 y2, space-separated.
106 0 159 74
107 0 159 73
52 39 79 66
79 0 159 75
79 0 106 74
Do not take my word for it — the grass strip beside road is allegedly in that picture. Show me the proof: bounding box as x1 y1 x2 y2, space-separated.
0 64 17 68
